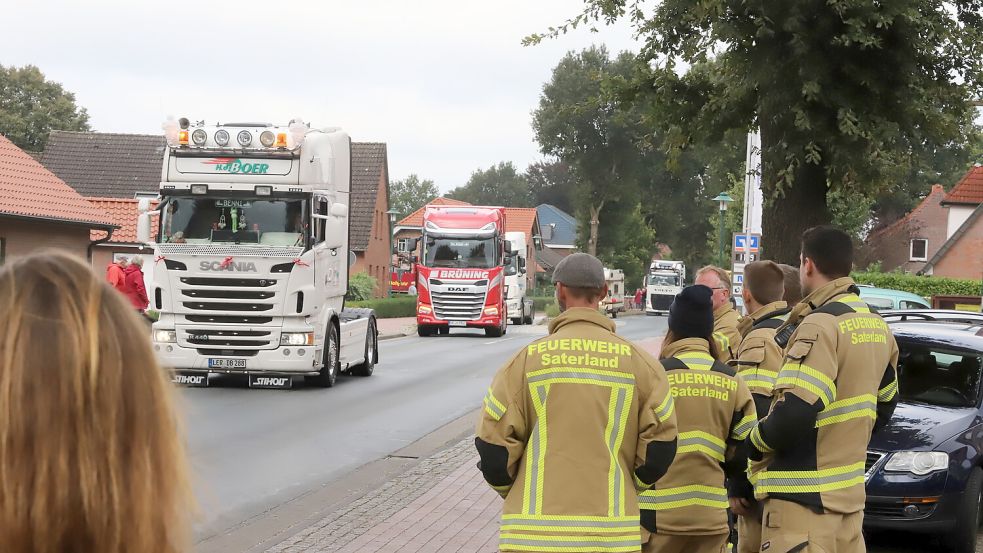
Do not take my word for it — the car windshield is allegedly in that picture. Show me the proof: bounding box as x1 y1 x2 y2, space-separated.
649 274 680 287
160 196 307 247
423 236 498 268
898 344 982 408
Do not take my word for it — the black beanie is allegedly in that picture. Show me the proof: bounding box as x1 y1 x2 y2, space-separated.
668 285 714 339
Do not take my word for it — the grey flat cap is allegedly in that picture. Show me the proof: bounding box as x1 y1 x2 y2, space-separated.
552 253 605 288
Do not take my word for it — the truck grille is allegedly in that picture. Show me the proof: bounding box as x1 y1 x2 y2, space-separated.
185 315 272 324
177 276 279 316
185 328 272 348
431 287 486 320
651 294 673 310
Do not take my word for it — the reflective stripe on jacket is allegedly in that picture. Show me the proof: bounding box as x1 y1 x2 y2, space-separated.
476 307 678 553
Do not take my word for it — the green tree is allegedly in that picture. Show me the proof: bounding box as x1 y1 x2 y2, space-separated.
533 46 643 256
446 161 533 207
0 64 90 153
596 202 656 289
526 160 577 213
389 174 438 219
529 1 983 263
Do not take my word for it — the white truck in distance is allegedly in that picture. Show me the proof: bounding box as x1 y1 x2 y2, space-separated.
645 260 686 316
504 231 534 325
600 268 625 318
138 118 377 389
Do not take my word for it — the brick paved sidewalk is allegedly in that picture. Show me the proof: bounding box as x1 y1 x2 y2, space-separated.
267 437 496 553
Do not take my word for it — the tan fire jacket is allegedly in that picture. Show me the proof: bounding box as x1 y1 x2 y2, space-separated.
712 304 743 364
475 307 678 553
747 278 900 514
639 338 756 536
735 301 789 402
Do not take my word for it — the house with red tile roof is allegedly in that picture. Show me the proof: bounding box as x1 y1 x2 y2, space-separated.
85 198 159 275
919 165 983 279
392 198 543 291
0 134 114 263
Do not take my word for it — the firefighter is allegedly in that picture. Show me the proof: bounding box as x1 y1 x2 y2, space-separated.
777 263 803 305
475 253 678 553
694 266 742 364
728 261 789 553
640 284 756 553
746 226 900 553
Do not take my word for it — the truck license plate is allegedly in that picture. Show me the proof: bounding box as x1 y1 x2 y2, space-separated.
448 321 467 327
208 358 247 369
171 372 208 387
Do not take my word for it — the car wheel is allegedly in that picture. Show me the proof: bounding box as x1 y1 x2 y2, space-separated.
945 467 983 553
350 319 376 377
308 324 339 388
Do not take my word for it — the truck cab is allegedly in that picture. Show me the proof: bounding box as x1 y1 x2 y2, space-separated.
646 260 686 315
139 118 377 389
504 231 534 325
410 206 509 337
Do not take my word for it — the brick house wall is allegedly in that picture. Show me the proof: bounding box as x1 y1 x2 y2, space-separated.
858 185 948 273
351 171 393 298
932 213 983 280
0 218 92 263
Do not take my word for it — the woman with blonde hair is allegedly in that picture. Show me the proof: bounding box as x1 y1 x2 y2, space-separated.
0 252 193 553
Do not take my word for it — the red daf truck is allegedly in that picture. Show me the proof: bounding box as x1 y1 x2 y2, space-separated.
407 206 510 337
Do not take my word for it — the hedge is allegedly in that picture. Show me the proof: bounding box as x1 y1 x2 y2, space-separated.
531 296 554 312
348 296 417 318
852 272 982 298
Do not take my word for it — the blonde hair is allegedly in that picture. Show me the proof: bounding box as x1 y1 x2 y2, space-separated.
0 252 192 553
696 265 732 292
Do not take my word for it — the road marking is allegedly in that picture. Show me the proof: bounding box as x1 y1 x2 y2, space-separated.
483 336 519 346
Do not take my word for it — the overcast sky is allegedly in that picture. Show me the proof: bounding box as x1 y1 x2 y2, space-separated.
5 1 639 192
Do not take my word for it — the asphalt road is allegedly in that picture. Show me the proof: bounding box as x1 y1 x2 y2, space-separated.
183 314 670 539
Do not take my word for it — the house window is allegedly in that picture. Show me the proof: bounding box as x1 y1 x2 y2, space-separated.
910 238 928 261
0 237 5 265
397 238 413 252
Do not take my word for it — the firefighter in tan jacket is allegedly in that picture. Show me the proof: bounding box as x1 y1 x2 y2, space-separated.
729 261 789 553
476 253 679 553
695 266 743 364
639 284 756 553
746 227 899 553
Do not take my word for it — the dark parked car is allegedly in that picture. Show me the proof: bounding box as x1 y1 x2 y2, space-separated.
865 312 983 553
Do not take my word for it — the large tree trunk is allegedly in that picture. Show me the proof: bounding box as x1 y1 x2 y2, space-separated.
761 160 831 264
587 201 604 257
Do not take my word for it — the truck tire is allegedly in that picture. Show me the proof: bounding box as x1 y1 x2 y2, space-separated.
350 318 377 377
308 323 339 388
945 467 983 553
485 322 504 338
611 310 618 319
417 325 433 337
523 310 534 325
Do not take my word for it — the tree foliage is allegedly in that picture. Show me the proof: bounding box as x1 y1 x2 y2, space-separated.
389 174 438 219
346 271 378 302
529 0 983 263
525 160 577 213
533 46 644 256
0 64 90 153
446 161 533 207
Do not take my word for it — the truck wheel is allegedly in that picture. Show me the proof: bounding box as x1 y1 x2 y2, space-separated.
308 324 339 388
612 310 618 319
524 312 534 325
485 324 503 338
945 467 983 553
350 319 376 377
511 318 521 326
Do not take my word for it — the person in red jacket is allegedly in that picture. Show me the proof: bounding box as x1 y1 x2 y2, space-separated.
106 257 127 292
122 256 149 312
634 287 645 310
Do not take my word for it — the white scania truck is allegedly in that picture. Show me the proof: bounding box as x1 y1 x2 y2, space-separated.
138 118 377 389
504 231 534 325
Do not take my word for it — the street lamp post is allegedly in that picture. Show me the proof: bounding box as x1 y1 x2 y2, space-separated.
712 192 734 267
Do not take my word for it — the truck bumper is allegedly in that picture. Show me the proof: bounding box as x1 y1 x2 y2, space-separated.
153 343 320 374
417 313 502 328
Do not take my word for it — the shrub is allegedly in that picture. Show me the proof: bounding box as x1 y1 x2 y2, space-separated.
348 296 417 318
531 296 554 312
346 272 377 302
545 301 560 318
852 272 982 298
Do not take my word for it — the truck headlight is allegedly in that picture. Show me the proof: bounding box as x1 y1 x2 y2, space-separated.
154 330 177 343
417 304 432 314
280 332 315 346
483 307 499 316
884 451 948 475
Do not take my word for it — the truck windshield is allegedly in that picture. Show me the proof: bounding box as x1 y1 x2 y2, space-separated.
649 274 680 287
424 237 498 268
159 196 308 247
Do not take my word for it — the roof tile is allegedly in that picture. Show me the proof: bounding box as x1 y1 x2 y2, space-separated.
0 135 113 227
350 143 388 251
40 131 165 198
86 198 158 243
942 165 983 205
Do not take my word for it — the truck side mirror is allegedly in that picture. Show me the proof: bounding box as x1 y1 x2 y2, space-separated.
407 238 419 252
323 217 344 250
504 255 513 266
504 241 513 254
410 254 418 264
519 257 526 272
